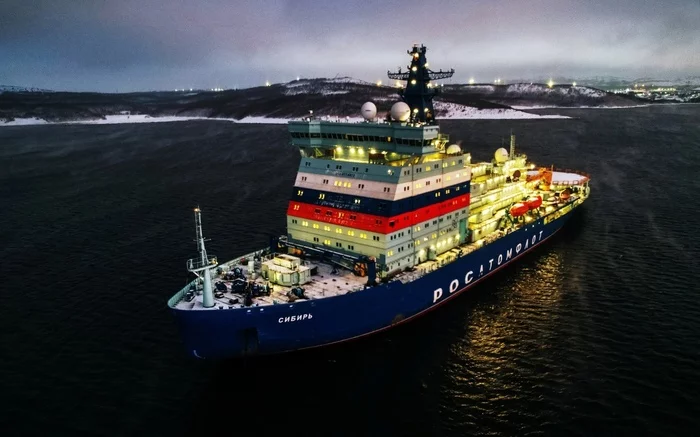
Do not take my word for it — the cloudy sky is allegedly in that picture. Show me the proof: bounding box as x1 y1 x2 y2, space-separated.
1 0 699 92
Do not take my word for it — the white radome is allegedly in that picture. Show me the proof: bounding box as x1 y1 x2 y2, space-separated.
494 147 509 163
361 102 377 120
390 102 411 122
446 144 462 155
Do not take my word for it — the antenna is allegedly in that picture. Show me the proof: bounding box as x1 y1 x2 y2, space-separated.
187 207 218 308
510 131 516 158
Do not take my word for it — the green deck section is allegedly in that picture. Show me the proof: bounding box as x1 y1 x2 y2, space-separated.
288 120 443 155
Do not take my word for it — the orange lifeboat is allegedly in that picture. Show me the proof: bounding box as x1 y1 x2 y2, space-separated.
560 188 571 201
510 203 529 217
526 196 542 209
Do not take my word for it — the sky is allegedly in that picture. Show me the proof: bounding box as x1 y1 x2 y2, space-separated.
1 0 699 92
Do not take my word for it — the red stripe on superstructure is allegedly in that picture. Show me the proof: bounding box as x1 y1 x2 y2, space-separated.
287 193 470 234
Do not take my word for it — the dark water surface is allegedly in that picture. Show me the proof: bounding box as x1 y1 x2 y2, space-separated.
1 105 700 436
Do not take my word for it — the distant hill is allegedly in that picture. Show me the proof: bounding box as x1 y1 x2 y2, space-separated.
441 83 643 108
0 85 53 93
0 77 645 124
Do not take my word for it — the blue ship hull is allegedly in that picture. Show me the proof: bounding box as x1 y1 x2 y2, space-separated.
171 213 572 359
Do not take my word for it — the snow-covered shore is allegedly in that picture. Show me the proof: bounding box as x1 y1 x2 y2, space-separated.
0 114 291 127
1 106 570 128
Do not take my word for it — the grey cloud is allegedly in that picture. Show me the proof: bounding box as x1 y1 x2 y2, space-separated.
1 0 698 91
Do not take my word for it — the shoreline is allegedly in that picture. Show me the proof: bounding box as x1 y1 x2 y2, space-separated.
1 109 570 128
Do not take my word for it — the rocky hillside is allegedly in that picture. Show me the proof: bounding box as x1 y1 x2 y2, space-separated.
0 78 643 123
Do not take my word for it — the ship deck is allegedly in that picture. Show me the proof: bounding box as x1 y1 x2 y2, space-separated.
174 256 370 311
172 186 588 312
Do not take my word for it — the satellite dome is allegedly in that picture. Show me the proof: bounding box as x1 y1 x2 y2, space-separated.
494 147 509 163
361 102 377 120
446 144 462 155
390 102 411 122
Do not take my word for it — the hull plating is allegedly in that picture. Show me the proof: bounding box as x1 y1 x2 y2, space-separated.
171 213 572 359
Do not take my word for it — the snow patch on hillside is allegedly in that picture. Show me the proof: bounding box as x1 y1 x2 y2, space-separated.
505 83 607 98
283 77 375 96
1 114 291 127
434 102 569 119
0 85 53 93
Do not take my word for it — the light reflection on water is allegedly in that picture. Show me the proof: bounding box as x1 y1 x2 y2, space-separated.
440 250 574 432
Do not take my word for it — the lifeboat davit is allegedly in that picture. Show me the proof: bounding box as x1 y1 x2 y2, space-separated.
510 203 529 217
526 196 542 210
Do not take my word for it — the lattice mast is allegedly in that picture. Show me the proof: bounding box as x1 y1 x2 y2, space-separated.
187 207 218 308
387 44 454 124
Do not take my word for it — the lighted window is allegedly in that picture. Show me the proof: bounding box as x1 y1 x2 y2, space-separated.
387 250 394 256
335 228 343 234
312 224 320 229
348 230 355 236
324 226 331 231
354 199 361 204
297 190 304 196
323 239 331 245
302 221 309 227
360 233 367 239
293 204 300 211
319 193 325 199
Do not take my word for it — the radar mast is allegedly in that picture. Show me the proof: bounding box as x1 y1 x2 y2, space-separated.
387 44 454 124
